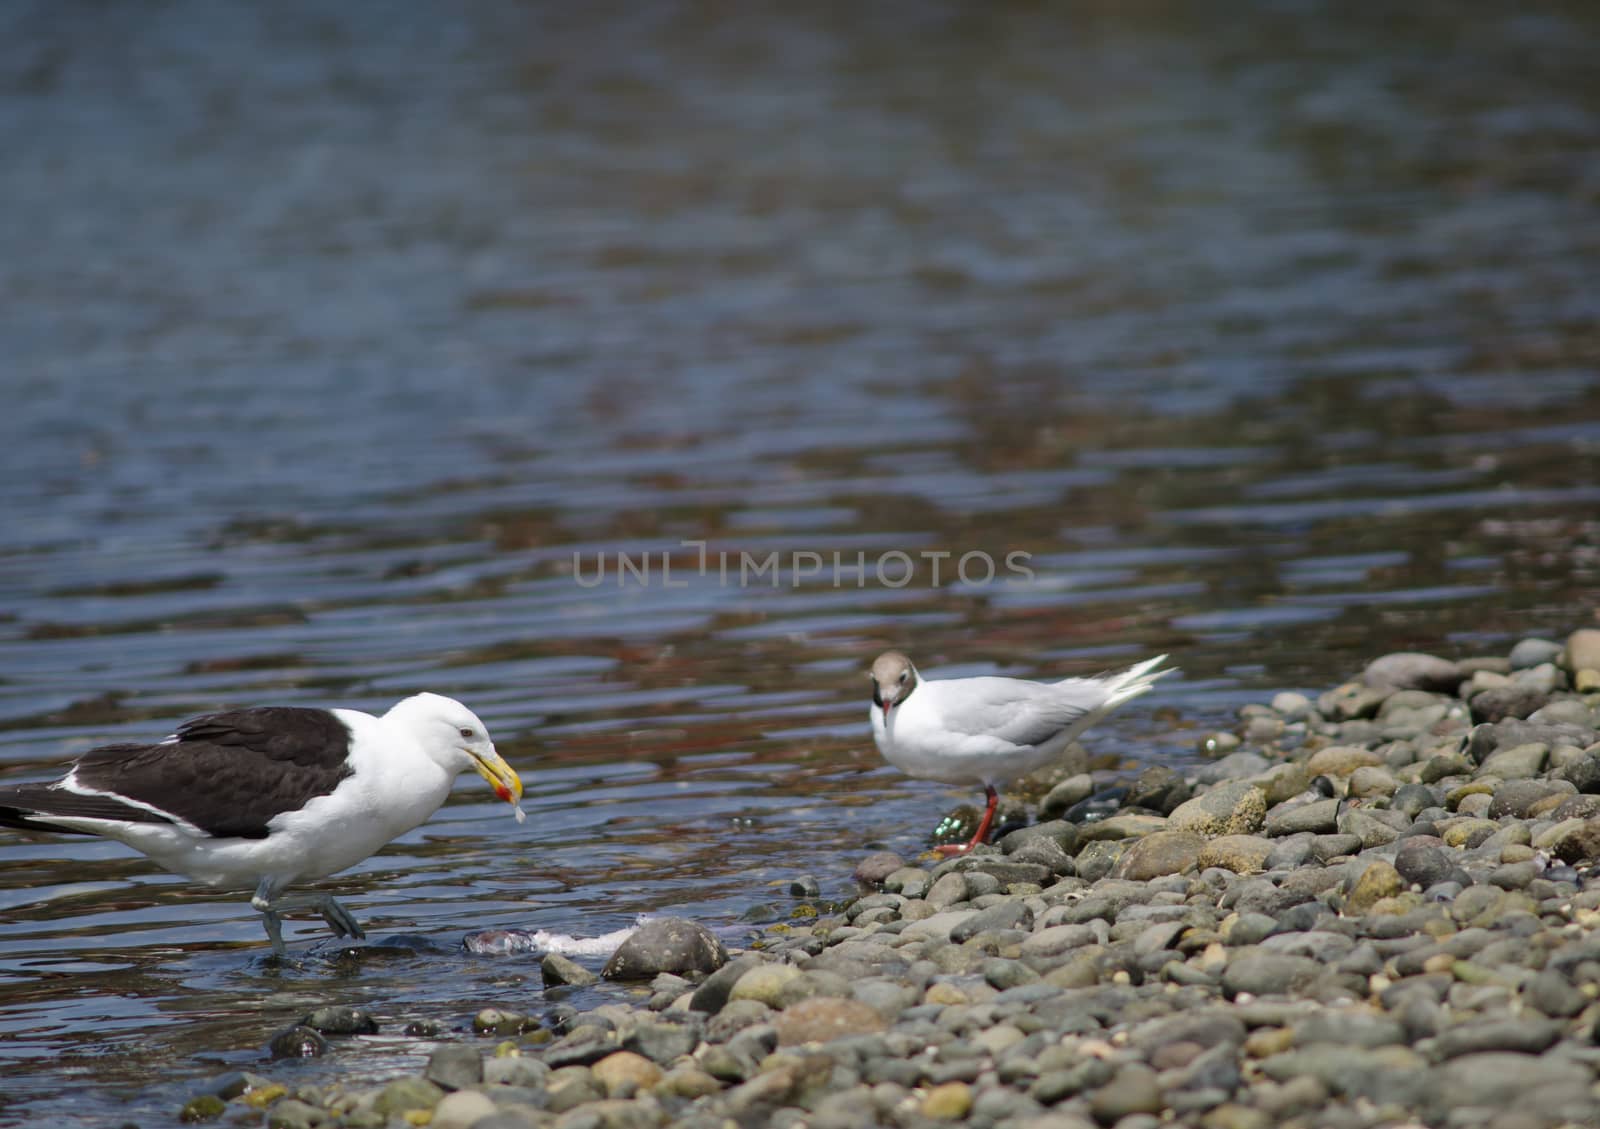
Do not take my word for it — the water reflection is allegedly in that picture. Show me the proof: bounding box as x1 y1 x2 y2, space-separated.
2 0 1599 1124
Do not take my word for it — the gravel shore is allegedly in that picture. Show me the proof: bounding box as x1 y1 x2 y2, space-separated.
183 629 1600 1129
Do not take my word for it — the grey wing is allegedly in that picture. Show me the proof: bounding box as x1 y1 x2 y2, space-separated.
938 680 1102 750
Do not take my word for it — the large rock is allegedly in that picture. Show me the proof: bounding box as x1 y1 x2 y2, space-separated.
602 917 727 980
1167 781 1267 837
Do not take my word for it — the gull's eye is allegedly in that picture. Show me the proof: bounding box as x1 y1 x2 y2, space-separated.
898 672 908 683
458 727 475 739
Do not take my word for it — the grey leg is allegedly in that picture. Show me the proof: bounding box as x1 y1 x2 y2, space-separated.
252 878 289 958
309 894 366 941
251 879 366 954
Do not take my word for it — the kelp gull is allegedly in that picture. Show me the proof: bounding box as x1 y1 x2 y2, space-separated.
0 692 525 955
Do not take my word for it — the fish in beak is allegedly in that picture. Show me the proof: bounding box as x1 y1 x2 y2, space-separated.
469 746 526 823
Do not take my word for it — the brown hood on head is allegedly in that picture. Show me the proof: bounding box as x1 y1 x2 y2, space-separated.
870 651 918 716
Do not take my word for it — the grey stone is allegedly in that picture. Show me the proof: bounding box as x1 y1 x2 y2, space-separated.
263 1098 325 1129
1167 781 1267 838
1364 653 1461 692
300 1006 378 1035
882 866 930 898
542 952 600 988
852 852 906 885
1123 765 1192 814
1040 774 1097 820
949 899 1032 943
267 1025 327 1060
1394 842 1453 889
1008 835 1076 875
1000 820 1080 857
1109 830 1205 880
1558 753 1600 793
1509 638 1564 670
688 954 763 1013
1531 700 1595 728
1567 627 1600 672
425 1044 484 1091
1319 681 1390 721
1258 1046 1422 1105
1422 1051 1593 1118
1073 840 1126 881
1264 798 1340 837
1292 1010 1405 1048
923 872 969 910
1524 969 1587 1018
1226 913 1278 946
603 917 727 980
1337 809 1400 849
1221 952 1324 997
1088 1063 1163 1123
1433 1018 1562 1059
1195 751 1271 785
1476 742 1549 779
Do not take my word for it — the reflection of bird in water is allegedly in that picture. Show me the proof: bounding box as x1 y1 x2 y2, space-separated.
869 652 1173 854
0 693 524 956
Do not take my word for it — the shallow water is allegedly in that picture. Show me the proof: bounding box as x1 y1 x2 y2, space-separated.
2 1 1599 1124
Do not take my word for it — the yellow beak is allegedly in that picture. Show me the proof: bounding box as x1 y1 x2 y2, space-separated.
469 747 524 806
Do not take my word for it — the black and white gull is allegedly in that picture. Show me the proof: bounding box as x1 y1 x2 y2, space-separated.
0 692 525 955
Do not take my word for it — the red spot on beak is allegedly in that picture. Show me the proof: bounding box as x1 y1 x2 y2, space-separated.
495 785 513 803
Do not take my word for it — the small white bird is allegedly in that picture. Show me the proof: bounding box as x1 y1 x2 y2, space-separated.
869 651 1173 854
0 693 525 956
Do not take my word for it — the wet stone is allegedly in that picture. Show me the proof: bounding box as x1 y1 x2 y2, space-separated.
543 952 600 987
268 1025 328 1060
300 1006 378 1035
790 875 822 897
603 917 727 980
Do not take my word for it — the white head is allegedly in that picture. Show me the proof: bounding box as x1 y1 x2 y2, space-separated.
869 651 918 719
385 693 523 806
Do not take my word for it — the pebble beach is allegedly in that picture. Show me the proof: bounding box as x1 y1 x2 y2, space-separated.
177 627 1600 1129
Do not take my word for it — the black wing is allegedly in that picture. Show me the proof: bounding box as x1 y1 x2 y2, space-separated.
0 708 355 840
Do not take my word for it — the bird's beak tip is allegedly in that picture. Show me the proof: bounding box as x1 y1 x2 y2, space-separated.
471 750 524 805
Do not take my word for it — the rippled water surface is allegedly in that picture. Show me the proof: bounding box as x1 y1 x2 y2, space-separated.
2 2 1599 1124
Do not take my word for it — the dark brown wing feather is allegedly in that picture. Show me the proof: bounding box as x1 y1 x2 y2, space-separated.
0 708 355 840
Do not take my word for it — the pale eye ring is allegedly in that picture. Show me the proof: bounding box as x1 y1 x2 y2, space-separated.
898 672 908 683
458 727 475 739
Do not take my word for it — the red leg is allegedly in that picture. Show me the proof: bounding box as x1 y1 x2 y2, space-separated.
936 785 999 856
